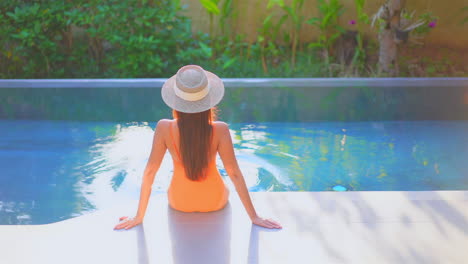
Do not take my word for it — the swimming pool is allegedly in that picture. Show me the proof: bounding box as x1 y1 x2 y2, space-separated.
1 78 467 224
1 120 467 224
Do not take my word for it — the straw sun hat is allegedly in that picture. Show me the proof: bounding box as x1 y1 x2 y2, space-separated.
161 65 225 113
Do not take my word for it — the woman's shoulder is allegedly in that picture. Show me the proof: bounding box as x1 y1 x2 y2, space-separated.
158 119 173 123
155 119 228 132
154 119 173 131
156 119 172 126
212 121 230 138
212 121 229 130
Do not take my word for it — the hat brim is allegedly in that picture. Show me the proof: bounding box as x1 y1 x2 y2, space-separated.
161 70 224 113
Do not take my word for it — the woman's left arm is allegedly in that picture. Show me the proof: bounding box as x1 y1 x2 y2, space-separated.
114 120 168 230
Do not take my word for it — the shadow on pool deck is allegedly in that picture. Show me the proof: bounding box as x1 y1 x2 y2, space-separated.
135 203 280 264
167 204 232 264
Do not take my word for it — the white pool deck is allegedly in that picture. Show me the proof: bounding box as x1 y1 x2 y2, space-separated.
1 191 467 264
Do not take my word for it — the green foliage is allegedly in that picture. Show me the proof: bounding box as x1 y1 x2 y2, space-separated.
461 6 468 25
354 0 369 24
255 1 288 73
0 0 204 78
412 12 438 35
307 0 344 33
199 0 235 40
219 0 235 36
351 0 370 74
199 0 220 15
1 1 70 78
307 0 345 49
259 13 287 45
199 0 219 39
0 0 462 79
387 9 438 39
74 0 200 77
307 0 345 75
267 0 307 67
197 0 236 75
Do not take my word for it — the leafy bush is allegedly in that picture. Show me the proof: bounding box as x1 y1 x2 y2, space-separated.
0 1 69 78
307 0 345 76
0 0 463 78
74 0 201 77
0 0 205 78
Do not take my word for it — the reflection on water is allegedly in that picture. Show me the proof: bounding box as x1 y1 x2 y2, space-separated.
77 122 172 209
78 122 292 210
1 120 467 224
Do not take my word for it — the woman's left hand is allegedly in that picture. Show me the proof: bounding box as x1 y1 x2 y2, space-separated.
252 216 282 229
113 216 143 230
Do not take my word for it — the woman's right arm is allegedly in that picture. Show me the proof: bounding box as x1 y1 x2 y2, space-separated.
114 120 167 230
217 122 282 229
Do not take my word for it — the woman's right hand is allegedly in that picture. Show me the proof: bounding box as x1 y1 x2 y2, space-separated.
252 216 282 229
114 216 143 230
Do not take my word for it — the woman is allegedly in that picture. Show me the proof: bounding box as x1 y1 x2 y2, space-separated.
114 65 282 230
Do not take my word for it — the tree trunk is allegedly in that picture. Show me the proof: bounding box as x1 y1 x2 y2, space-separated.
378 0 405 76
378 27 398 75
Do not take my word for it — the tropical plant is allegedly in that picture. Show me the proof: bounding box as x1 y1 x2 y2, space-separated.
307 0 345 76
198 0 237 63
406 11 439 39
199 0 234 39
100 0 194 76
1 1 70 78
219 0 234 37
1 0 202 78
199 0 220 39
268 0 307 68
350 0 370 74
371 1 438 75
257 1 288 74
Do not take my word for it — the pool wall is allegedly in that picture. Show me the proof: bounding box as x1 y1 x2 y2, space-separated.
1 78 467 122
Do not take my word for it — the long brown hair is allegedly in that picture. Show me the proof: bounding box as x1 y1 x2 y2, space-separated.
172 107 218 181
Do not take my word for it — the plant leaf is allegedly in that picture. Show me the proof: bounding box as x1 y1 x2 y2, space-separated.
223 57 237 69
199 0 220 15
306 17 320 26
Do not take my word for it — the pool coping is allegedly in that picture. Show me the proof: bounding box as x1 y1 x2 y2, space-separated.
1 190 467 264
1 77 468 88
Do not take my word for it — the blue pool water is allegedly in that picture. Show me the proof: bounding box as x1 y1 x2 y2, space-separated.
1 120 467 224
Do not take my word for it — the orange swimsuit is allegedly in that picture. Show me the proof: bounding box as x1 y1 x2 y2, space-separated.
167 122 229 212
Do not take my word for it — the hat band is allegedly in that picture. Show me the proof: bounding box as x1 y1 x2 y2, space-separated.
174 82 211 101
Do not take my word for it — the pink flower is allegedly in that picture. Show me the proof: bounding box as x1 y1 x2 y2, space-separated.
349 20 356 25
428 20 437 28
